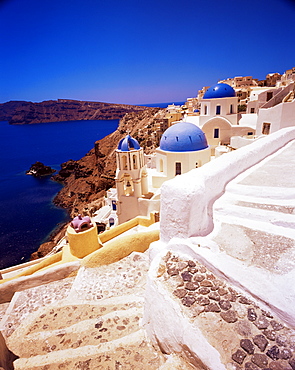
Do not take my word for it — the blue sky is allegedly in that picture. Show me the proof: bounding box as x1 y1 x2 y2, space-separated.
1 0 295 105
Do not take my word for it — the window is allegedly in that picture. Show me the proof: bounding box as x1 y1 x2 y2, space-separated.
216 105 221 115
204 105 207 115
123 175 134 196
248 132 253 136
214 128 219 139
262 123 271 135
195 162 198 168
267 92 273 101
159 159 164 172
175 162 181 175
132 155 137 169
250 108 255 114
230 104 233 114
122 155 128 169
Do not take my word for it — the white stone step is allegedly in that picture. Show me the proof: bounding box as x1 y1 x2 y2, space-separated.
10 307 143 358
13 329 166 370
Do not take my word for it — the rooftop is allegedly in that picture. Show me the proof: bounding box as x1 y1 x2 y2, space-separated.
203 83 236 99
160 122 208 152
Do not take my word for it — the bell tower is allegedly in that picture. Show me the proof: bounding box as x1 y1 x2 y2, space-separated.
115 134 148 223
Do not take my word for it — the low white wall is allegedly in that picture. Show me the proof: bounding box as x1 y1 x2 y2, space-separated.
0 261 80 303
160 127 295 243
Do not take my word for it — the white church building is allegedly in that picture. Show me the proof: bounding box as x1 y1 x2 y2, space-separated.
107 122 211 224
152 122 211 188
184 83 256 153
185 80 295 151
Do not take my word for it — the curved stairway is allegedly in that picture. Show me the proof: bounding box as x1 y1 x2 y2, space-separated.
3 252 195 369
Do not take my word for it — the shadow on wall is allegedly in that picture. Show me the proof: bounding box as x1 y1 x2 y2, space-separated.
0 331 18 370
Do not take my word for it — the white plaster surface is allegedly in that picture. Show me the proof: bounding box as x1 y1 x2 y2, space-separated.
160 127 295 242
256 95 295 134
238 113 258 129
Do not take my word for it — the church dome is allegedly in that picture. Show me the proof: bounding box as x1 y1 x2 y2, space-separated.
203 83 236 99
117 134 140 151
160 122 208 152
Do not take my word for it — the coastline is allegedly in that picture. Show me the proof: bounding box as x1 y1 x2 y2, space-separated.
0 104 167 269
0 118 121 270
30 220 69 260
28 107 164 262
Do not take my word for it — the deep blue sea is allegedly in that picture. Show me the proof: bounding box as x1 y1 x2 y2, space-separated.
0 101 184 270
0 119 118 269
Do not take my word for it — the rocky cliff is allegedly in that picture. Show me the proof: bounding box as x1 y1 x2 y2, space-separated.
0 99 152 125
52 107 164 217
28 107 165 260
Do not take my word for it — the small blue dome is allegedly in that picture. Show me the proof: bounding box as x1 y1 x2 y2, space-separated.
160 122 208 152
117 134 140 151
203 83 236 99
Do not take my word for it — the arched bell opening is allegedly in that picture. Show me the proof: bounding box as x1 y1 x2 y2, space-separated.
123 174 134 196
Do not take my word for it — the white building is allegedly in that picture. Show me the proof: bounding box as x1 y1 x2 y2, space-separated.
152 122 211 188
184 83 255 152
256 91 295 135
112 122 211 224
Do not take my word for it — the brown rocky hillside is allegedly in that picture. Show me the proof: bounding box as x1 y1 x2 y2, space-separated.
52 107 164 217
0 99 153 124
31 107 165 260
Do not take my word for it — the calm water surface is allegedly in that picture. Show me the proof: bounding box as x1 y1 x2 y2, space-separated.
0 119 118 269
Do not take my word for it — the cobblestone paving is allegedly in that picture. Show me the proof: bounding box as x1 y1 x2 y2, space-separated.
161 251 295 370
69 252 149 301
1 277 74 338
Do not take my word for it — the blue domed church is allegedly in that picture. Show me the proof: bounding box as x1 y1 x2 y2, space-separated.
152 122 211 188
114 124 210 223
198 83 239 152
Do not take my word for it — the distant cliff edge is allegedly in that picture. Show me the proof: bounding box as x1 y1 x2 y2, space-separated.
0 99 152 124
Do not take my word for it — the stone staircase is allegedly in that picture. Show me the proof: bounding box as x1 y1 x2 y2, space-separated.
4 252 195 369
7 296 167 369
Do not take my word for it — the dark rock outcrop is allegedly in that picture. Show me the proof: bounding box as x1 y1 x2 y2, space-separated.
0 99 153 125
30 241 56 260
26 162 56 177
